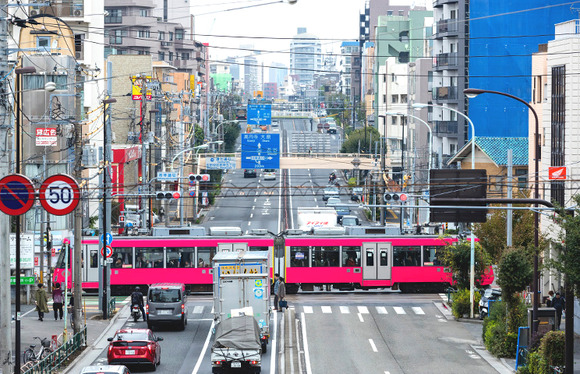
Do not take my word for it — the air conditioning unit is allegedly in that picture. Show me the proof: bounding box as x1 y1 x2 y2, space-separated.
30 9 39 16
73 9 82 16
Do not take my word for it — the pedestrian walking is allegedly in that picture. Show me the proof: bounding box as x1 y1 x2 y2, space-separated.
52 282 64 320
277 277 286 312
552 292 565 330
272 273 280 310
546 290 554 307
34 283 50 321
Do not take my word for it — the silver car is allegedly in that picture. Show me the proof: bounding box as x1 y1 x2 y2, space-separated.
147 283 188 330
80 365 131 374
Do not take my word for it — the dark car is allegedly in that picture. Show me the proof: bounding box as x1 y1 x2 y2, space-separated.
244 169 257 178
107 328 163 370
351 187 363 202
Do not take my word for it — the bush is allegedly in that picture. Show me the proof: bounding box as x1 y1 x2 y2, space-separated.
518 331 564 374
451 288 480 319
482 298 528 358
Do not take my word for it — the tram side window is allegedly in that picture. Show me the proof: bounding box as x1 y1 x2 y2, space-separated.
112 248 133 268
166 247 194 268
136 248 163 268
197 247 214 268
290 246 308 267
342 246 361 266
312 246 339 267
89 250 98 268
423 246 442 266
56 248 71 269
393 246 421 266
249 246 269 251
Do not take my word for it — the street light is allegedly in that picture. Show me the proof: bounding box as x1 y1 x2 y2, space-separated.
464 88 541 336
13 65 36 374
412 102 477 318
386 111 433 222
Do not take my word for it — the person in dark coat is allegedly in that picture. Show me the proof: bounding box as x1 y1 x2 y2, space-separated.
272 273 280 311
34 283 50 321
277 277 286 312
552 292 565 330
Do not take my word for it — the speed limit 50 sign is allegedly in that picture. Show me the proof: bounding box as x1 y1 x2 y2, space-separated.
39 174 80 215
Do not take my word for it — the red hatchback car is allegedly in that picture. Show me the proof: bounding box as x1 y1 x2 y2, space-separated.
107 329 163 371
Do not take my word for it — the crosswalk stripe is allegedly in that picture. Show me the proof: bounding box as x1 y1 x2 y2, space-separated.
412 307 425 315
303 306 313 314
192 306 204 314
376 306 388 314
339 306 350 314
321 306 332 314
357 306 369 314
393 307 406 315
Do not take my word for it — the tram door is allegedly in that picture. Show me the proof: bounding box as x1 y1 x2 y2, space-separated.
85 245 99 283
218 243 248 252
362 242 392 280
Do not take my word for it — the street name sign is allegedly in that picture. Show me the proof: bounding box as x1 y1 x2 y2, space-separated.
241 133 280 169
206 157 236 170
247 104 272 125
157 171 178 181
10 276 35 285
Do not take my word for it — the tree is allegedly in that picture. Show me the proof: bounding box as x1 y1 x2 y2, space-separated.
496 248 532 332
340 127 381 154
223 122 241 153
442 240 490 290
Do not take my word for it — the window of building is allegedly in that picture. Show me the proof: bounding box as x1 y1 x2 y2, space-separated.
391 95 398 103
138 30 150 38
105 8 122 24
400 94 407 103
176 29 184 40
391 73 396 82
109 30 124 45
182 52 189 60
449 143 456 155
391 116 397 125
398 10 404 16
398 51 409 63
169 32 174 41
387 10 393 16
168 51 173 61
158 31 165 40
74 34 84 60
140 9 148 17
515 168 528 188
551 65 565 206
383 94 386 104
37 36 51 52
158 51 164 61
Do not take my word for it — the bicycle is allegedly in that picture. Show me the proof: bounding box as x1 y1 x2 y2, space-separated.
22 337 52 364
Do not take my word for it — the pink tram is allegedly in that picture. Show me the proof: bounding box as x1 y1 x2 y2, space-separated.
53 229 493 294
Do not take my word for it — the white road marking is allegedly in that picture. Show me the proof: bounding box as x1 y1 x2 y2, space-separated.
190 320 215 374
301 312 313 374
270 309 277 374
321 306 332 314
250 213 253 218
314 198 317 202
357 306 369 314
303 306 313 314
369 339 378 352
192 306 204 314
252 205 255 210
394 307 406 315
358 313 364 323
376 306 388 314
254 198 257 202
412 307 425 315
248 221 251 226
339 306 349 314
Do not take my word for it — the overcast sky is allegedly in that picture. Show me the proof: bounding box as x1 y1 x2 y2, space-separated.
192 0 367 68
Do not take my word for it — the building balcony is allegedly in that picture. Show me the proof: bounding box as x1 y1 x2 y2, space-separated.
433 52 458 70
433 19 459 38
30 0 84 17
432 85 458 101
433 120 458 135
433 0 458 6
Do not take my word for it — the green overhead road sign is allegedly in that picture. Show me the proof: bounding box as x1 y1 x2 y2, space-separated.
10 276 35 286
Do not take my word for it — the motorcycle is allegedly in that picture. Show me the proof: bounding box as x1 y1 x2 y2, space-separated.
131 305 142 322
478 288 501 319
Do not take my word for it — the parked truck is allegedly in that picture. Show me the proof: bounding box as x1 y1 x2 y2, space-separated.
296 207 339 232
210 314 262 373
212 251 271 353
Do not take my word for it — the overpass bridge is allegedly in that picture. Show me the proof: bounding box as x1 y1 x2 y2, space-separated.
198 153 378 170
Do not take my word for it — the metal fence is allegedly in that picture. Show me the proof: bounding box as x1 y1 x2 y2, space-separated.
21 326 87 374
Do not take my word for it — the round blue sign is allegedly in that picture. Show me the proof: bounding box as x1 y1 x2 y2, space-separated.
0 174 35 216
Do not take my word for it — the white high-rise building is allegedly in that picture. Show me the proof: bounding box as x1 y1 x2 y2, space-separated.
290 28 322 87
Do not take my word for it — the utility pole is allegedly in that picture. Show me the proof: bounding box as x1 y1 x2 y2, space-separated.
73 64 83 333
140 79 148 231
0 0 14 371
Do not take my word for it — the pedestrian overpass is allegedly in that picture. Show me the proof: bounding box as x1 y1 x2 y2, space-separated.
198 153 378 170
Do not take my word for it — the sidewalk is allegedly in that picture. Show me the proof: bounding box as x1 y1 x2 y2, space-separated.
12 295 130 373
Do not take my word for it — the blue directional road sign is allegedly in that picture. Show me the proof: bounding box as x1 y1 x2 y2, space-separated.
247 104 272 125
206 157 236 170
241 133 280 169
100 232 113 246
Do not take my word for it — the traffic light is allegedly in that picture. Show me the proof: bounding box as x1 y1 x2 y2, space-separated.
156 191 181 200
188 173 210 183
383 192 407 203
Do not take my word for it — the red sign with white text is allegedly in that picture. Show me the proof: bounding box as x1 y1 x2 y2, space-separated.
549 166 566 180
35 128 57 146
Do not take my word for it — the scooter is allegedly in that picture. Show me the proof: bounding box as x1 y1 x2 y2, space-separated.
131 305 142 322
479 288 501 319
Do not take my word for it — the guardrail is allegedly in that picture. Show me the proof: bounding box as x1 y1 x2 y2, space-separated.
21 326 87 374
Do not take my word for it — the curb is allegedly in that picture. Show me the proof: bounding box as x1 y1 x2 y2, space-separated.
60 303 129 373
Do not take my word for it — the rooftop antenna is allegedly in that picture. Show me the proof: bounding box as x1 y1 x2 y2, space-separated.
571 4 580 19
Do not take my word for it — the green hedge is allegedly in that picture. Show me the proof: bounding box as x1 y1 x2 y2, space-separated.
482 298 528 358
517 331 564 374
451 288 481 319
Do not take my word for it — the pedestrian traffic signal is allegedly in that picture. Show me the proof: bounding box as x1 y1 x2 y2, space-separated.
188 173 210 182
156 191 178 200
383 192 407 203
